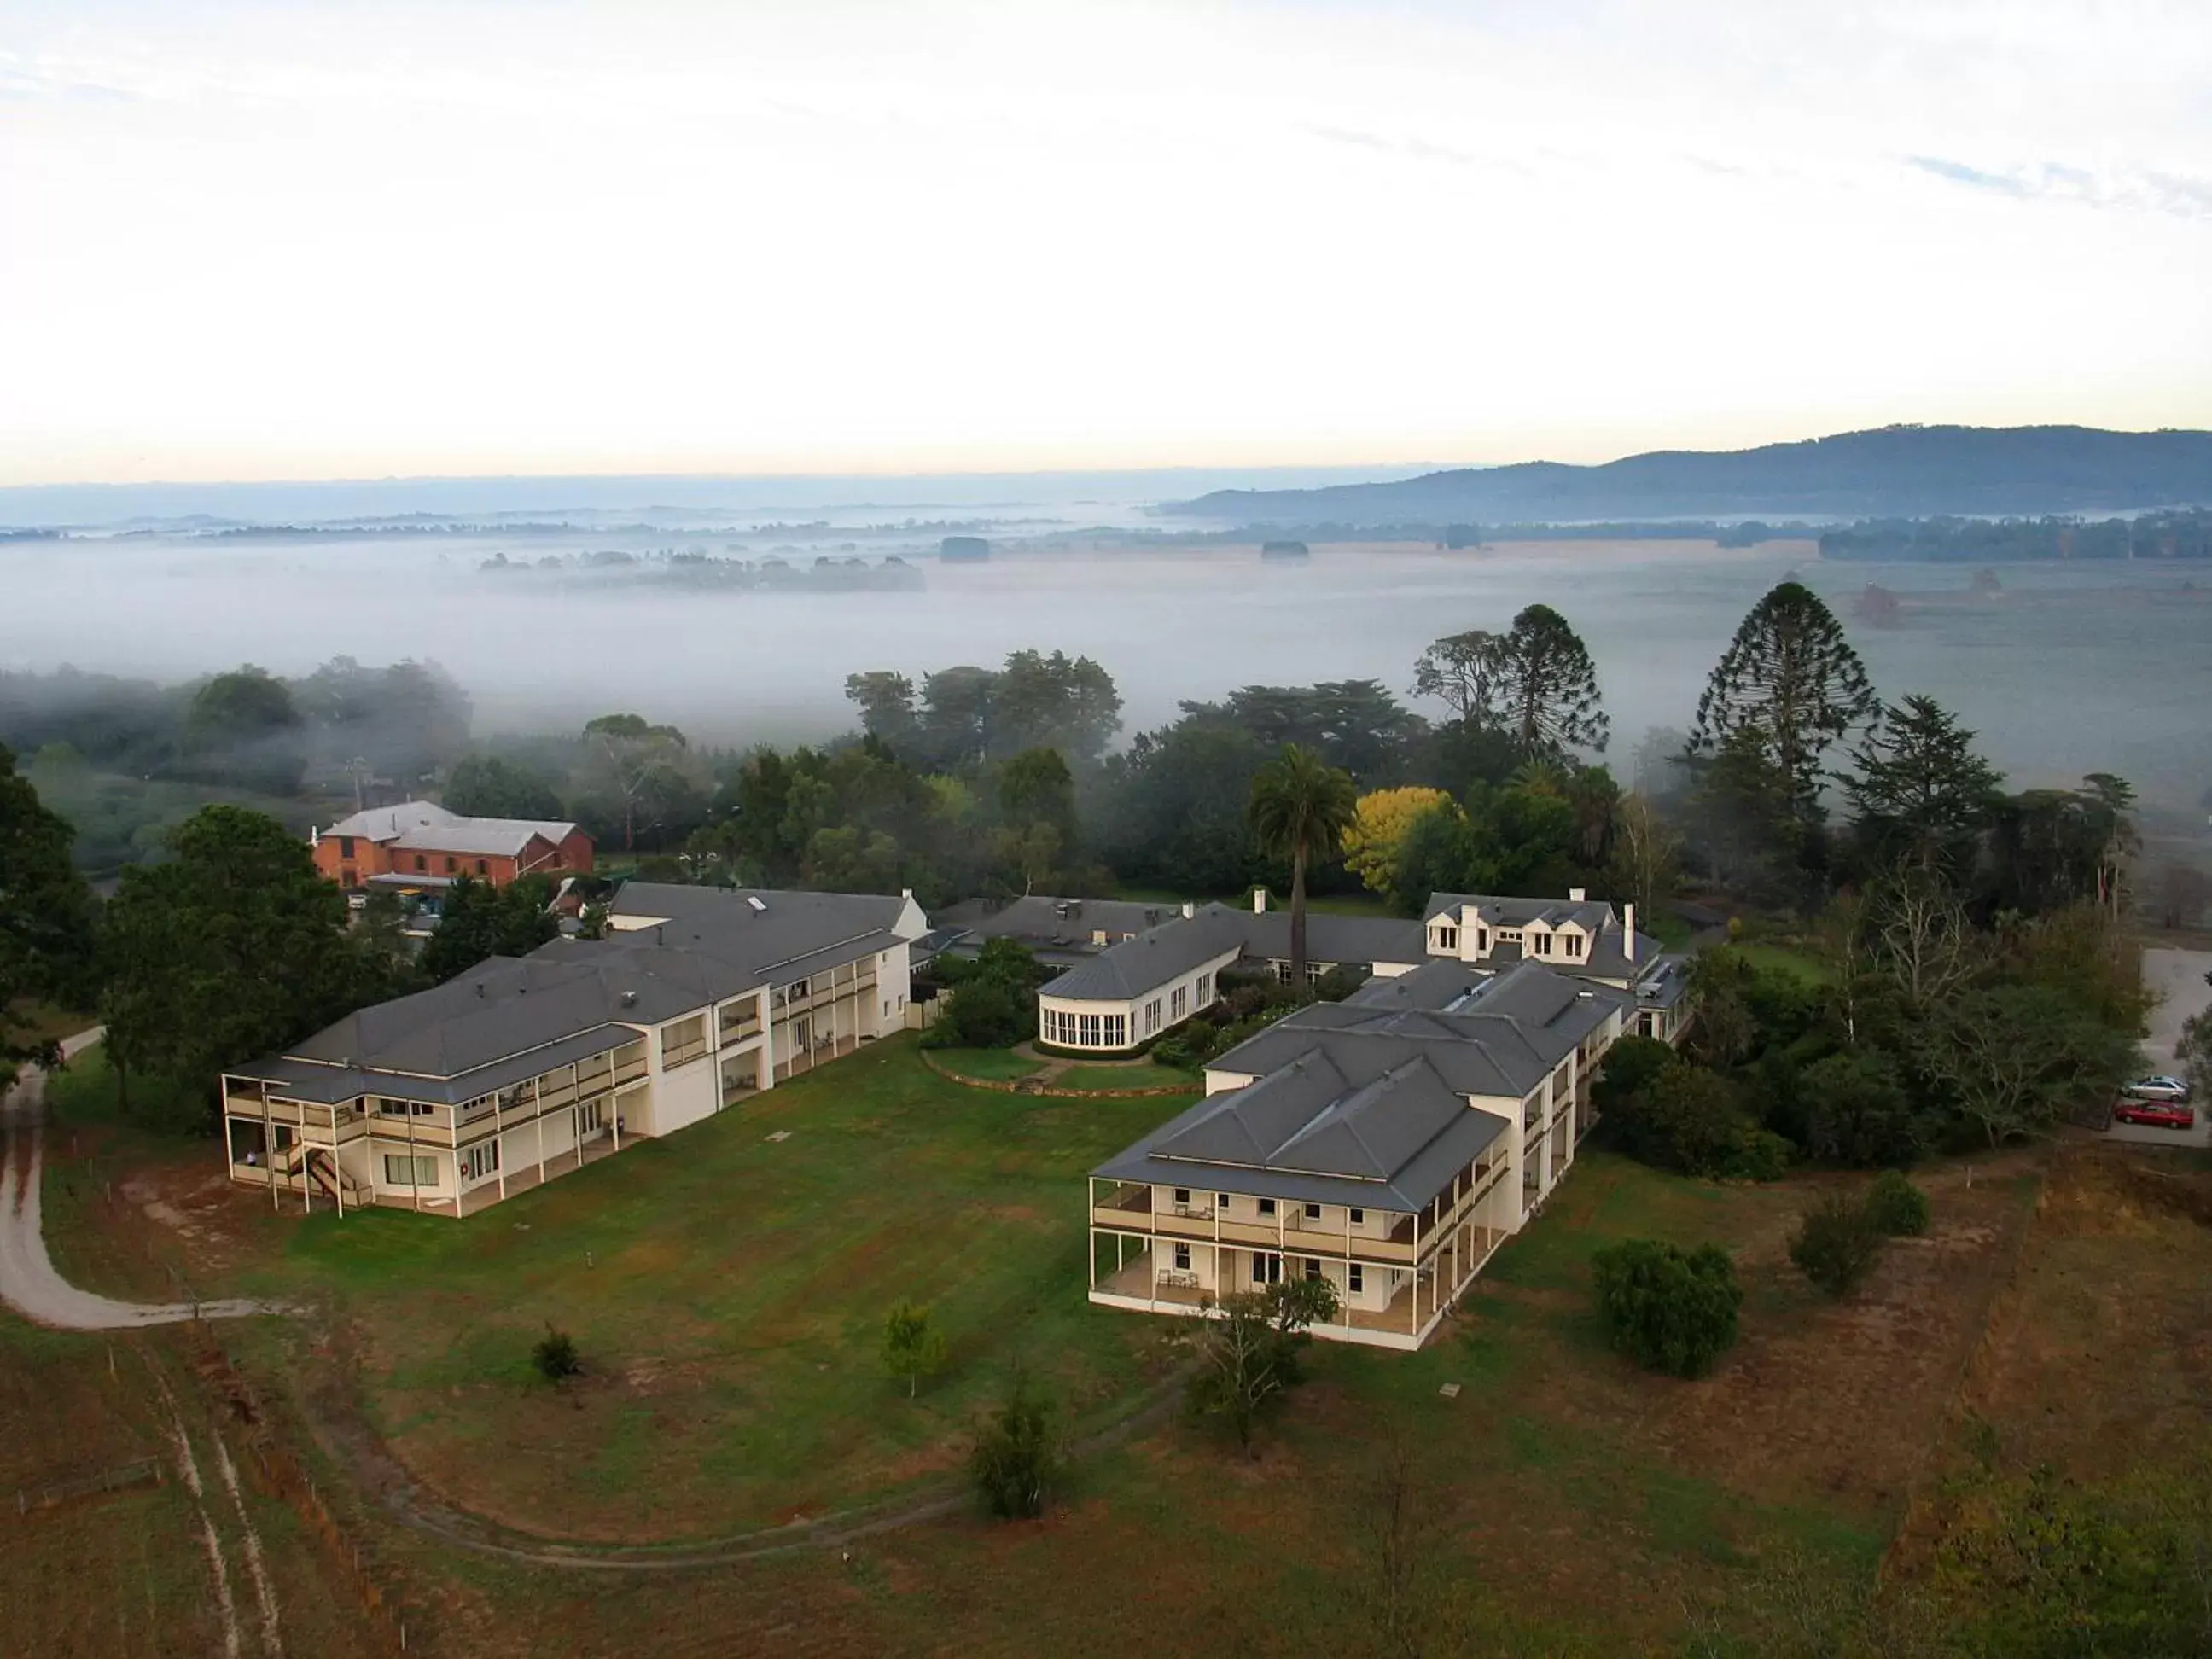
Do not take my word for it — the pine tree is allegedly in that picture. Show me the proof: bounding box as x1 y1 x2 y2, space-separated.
1841 694 2004 873
1498 604 1610 756
1690 581 1877 818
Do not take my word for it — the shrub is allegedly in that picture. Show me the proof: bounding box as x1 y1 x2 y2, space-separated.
922 973 1031 1050
1800 1051 1929 1168
1866 1170 1930 1237
532 1325 581 1383
1790 1193 1884 1297
970 1371 1062 1519
1607 1059 1788 1181
1590 1239 1742 1378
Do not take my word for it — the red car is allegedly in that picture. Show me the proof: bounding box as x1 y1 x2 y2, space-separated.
2113 1098 2197 1131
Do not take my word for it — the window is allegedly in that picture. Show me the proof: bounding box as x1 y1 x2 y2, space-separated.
1566 934 1585 958
1172 1243 1191 1271
1171 985 1188 1022
1144 998 1162 1036
445 856 457 874
382 1154 436 1187
1304 1257 1324 1281
414 855 428 872
1348 1264 1365 1295
476 859 489 876
1173 1188 1191 1205
1349 1208 1365 1225
337 835 355 858
1304 1202 1322 1220
461 1142 500 1182
1273 960 1294 985
579 1099 604 1133
1433 922 1458 951
1257 1198 1277 1217
1306 961 1325 986
1195 972 1213 1006
1250 1252 1283 1285
376 1097 436 1117
1216 1191 1231 1208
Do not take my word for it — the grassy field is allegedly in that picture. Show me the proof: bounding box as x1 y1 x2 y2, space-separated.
161 1036 1203 1545
926 1045 1045 1082
43 1030 2187 1656
1054 1063 1200 1093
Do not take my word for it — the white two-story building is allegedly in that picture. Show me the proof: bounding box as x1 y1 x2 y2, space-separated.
221 885 926 1218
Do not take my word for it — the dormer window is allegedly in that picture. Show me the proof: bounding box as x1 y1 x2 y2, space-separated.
1433 923 1458 952
1566 934 1585 958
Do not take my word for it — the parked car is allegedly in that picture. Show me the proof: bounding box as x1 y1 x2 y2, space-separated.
2122 1075 2192 1103
2114 1098 2197 1131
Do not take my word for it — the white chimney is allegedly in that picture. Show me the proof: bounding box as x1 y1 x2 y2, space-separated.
1569 887 1586 902
1253 888 1266 914
310 825 320 847
1181 901 1195 919
1623 903 1637 962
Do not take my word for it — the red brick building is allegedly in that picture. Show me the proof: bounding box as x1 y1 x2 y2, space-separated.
312 801 593 893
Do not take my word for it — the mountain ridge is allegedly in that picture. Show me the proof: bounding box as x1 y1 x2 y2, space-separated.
1167 425 2212 525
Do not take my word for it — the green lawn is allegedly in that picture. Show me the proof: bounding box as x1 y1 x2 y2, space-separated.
1054 1063 1200 1093
1732 941 1835 984
218 1036 1199 1545
927 1046 1045 1082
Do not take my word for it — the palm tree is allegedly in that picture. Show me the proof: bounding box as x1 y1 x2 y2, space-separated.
1248 744 1359 987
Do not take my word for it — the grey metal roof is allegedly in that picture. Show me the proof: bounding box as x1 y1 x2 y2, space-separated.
230 1022 639 1107
236 884 911 1098
1041 907 1248 1001
1423 891 1616 932
325 800 580 855
934 895 1183 948
1039 903 1427 1003
1210 963 1627 1100
1233 911 1427 969
1092 1051 1511 1213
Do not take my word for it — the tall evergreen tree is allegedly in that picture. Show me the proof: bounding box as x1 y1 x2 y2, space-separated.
1690 581 1877 818
1248 745 1359 985
1410 630 1509 727
1841 695 2004 874
420 874 560 984
0 743 95 1071
100 806 406 1113
1497 604 1610 757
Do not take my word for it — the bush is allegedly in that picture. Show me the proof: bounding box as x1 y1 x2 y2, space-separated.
921 972 1032 1050
532 1326 581 1383
1605 1058 1788 1181
1590 1239 1742 1378
970 1371 1062 1519
1800 1051 1929 1168
1866 1170 1931 1237
1790 1193 1884 1297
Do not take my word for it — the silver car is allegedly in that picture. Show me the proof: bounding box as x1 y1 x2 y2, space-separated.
2122 1075 2192 1103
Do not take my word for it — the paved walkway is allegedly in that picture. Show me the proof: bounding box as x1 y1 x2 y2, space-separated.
0 1032 280 1330
2105 947 2212 1150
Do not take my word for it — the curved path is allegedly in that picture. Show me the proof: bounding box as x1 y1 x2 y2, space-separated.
4 1032 1191 1569
0 1031 279 1329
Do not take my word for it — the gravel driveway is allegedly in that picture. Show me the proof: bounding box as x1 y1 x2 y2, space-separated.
1 1032 279 1330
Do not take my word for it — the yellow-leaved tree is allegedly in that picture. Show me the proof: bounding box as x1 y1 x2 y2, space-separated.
1342 787 1459 895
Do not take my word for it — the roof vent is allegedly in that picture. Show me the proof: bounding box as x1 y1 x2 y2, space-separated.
746 896 767 912
620 990 638 1006
474 982 486 997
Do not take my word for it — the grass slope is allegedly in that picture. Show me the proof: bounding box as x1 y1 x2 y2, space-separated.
230 1036 1197 1543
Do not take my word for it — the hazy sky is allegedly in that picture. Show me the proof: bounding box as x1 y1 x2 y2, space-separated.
3 0 2209 485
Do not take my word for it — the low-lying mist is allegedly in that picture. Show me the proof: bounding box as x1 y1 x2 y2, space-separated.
3 531 2206 808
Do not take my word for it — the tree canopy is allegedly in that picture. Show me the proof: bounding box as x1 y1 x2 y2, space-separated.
1690 581 1877 819
0 743 94 1069
1249 745 1359 981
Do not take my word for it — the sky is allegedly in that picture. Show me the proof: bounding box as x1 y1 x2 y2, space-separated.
3 0 2209 486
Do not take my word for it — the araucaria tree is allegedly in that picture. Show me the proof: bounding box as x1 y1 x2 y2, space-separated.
1690 581 1877 820
1248 744 1359 985
1496 604 1609 757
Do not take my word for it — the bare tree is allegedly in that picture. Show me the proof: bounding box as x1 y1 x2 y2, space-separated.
1870 864 1975 1010
1607 789 1681 914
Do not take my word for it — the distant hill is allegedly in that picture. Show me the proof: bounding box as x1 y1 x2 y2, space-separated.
1167 426 2212 526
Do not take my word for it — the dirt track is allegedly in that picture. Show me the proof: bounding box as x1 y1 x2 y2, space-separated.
0 1033 279 1330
